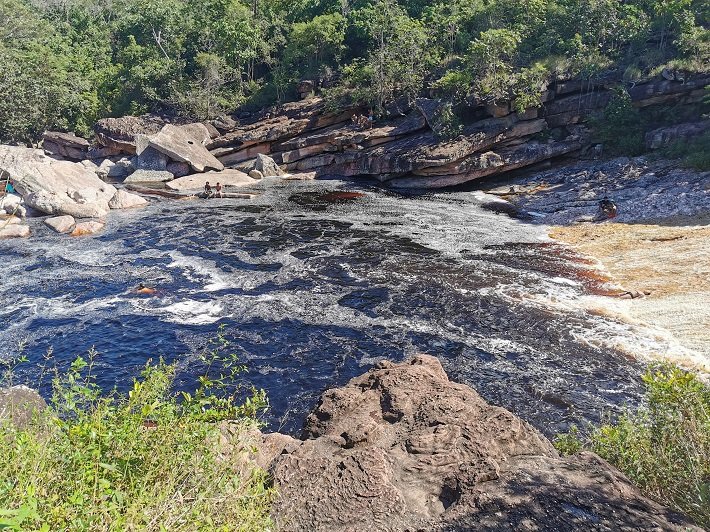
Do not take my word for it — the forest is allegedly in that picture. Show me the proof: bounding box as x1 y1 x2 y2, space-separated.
0 0 708 143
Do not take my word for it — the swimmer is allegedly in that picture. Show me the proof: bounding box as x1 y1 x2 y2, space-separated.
135 282 157 295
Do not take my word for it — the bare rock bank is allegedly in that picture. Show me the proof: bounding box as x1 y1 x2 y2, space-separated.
253 355 697 531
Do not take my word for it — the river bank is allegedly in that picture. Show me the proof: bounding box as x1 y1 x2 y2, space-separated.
488 156 710 373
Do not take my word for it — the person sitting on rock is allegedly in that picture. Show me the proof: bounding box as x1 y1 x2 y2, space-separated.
204 181 213 198
215 182 223 198
598 197 617 219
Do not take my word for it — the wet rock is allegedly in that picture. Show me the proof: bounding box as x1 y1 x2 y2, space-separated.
256 355 698 531
123 170 174 184
0 386 46 428
148 124 224 173
42 131 90 160
165 169 255 191
254 153 284 177
108 189 148 209
44 215 76 233
0 224 30 239
71 220 105 236
248 169 264 180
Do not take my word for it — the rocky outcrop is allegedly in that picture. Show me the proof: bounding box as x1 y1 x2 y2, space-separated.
255 355 698 531
94 116 166 154
146 124 223 173
201 72 708 188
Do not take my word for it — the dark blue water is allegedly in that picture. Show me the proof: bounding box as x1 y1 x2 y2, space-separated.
0 180 654 436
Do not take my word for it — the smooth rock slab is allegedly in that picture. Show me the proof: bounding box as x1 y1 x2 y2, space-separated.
166 169 256 191
44 215 76 233
0 224 30 239
123 170 174 183
148 124 224 173
71 220 105 236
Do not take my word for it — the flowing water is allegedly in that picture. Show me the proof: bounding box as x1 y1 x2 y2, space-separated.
0 178 668 436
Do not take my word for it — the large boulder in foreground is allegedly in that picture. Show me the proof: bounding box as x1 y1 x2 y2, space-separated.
256 355 699 531
0 146 116 218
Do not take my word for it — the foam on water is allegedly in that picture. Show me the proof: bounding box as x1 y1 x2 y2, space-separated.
0 179 686 435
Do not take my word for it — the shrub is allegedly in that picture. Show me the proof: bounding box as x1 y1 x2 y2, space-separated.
658 131 710 171
591 88 646 156
0 336 273 531
555 364 710 528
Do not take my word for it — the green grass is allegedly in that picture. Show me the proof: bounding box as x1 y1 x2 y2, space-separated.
0 333 274 531
555 364 710 528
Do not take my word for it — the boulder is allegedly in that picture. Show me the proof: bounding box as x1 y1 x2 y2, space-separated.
0 145 117 218
166 161 191 178
42 131 90 160
107 157 135 178
645 120 710 150
108 189 148 209
248 169 264 180
165 169 256 191
44 215 76 233
123 170 174 184
71 220 105 236
282 172 316 181
148 124 224 173
254 153 283 177
0 215 21 225
0 386 46 428
257 355 699 531
0 224 30 239
179 123 212 146
94 115 166 154
0 193 23 214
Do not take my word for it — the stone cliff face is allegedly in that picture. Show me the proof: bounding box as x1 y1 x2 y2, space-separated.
253 355 699 531
43 72 707 189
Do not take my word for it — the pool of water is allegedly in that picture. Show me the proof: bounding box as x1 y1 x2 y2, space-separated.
0 178 653 436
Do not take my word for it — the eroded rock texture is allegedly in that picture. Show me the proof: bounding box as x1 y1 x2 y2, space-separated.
256 355 699 531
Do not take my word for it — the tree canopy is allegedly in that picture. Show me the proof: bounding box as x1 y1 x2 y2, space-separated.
1 0 707 142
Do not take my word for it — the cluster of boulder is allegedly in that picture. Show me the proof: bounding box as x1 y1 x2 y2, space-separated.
0 118 291 240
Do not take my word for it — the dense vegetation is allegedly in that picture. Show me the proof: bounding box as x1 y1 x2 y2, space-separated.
1 0 707 143
0 336 273 530
555 364 710 528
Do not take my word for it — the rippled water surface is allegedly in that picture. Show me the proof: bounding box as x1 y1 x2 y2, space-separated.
0 179 652 435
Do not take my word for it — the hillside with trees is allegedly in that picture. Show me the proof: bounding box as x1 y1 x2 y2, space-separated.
0 0 707 144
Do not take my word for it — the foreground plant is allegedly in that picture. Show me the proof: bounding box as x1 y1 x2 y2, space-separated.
555 364 710 528
0 336 273 531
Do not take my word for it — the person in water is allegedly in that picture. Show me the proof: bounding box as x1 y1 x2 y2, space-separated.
598 196 618 219
204 181 213 198
136 283 157 295
215 182 223 198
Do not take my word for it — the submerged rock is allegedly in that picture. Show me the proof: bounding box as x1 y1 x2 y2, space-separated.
256 355 699 531
71 220 105 236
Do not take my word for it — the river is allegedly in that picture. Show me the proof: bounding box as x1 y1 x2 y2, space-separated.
0 178 658 436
